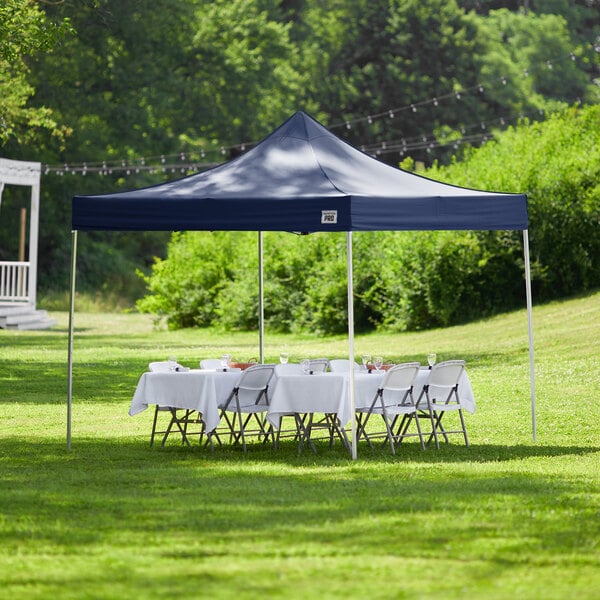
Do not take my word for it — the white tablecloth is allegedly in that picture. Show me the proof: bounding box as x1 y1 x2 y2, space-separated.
267 367 475 431
129 369 241 432
267 372 350 429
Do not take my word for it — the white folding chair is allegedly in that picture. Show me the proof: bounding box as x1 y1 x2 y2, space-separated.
147 361 204 447
219 364 276 451
356 362 424 454
329 359 360 372
308 358 330 373
414 359 469 448
200 358 222 369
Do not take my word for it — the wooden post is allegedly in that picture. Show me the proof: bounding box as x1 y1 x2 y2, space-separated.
19 207 27 261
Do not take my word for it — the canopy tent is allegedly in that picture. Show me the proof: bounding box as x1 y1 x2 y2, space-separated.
69 111 535 456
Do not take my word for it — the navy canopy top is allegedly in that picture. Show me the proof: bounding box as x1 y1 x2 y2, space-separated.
72 111 527 232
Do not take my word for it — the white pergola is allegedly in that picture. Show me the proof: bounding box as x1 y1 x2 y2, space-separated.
0 157 41 307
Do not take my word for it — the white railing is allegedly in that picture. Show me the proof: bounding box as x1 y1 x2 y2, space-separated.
0 261 30 302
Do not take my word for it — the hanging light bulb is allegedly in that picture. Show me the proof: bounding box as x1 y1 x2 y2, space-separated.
388 110 395 119
433 97 438 106
455 91 461 100
367 115 373 124
411 104 417 112
346 121 351 130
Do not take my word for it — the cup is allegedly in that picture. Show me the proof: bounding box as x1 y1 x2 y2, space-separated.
361 354 371 371
279 352 289 364
220 354 231 369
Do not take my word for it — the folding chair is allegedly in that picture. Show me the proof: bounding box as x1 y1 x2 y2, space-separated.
148 361 205 447
218 364 276 451
308 358 330 373
200 358 222 369
295 410 351 454
414 359 469 448
329 359 360 372
356 362 424 454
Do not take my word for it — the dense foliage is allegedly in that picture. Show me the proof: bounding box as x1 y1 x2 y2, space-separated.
0 0 71 144
138 105 600 333
0 0 598 306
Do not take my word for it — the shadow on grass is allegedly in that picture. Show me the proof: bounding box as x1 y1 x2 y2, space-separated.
0 437 598 563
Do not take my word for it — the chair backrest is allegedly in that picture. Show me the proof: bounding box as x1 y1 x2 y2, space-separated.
149 361 181 373
308 358 330 373
381 362 420 392
428 360 465 388
238 364 276 391
329 359 360 372
275 363 303 376
200 358 222 370
235 364 276 407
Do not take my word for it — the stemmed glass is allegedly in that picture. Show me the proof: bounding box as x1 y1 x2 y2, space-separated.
220 354 231 369
168 356 177 372
427 353 437 369
361 354 371 371
279 352 289 364
300 359 311 375
373 356 383 371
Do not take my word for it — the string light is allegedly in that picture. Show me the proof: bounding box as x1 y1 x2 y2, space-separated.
41 45 594 177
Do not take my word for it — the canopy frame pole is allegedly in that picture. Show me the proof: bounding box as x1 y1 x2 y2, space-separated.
258 231 264 363
347 231 357 459
522 229 536 442
67 230 78 451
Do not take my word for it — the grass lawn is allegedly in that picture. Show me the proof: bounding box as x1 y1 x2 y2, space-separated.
1 290 599 599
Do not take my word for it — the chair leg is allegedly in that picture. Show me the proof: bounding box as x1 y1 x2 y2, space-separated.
413 411 426 450
150 405 160 447
380 410 396 455
458 409 470 446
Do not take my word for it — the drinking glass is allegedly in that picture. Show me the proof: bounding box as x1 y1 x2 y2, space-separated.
373 356 383 371
300 359 311 375
168 356 177 372
279 352 289 364
361 354 371 371
427 353 437 368
220 354 231 369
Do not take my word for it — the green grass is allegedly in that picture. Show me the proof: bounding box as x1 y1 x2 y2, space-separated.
1 290 599 599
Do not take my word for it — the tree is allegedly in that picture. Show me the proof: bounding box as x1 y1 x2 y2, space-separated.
0 0 71 144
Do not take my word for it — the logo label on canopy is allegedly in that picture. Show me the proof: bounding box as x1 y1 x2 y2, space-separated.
321 210 338 224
